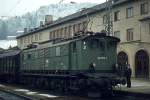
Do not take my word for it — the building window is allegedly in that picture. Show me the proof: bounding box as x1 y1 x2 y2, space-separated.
149 23 150 34
78 23 81 31
80 23 84 31
24 37 27 43
53 31 56 39
126 7 134 18
75 24 78 33
49 32 51 39
64 27 67 38
83 21 87 31
39 33 42 40
35 34 38 41
60 28 63 38
70 25 74 37
56 30 59 38
127 28 134 41
73 25 76 33
114 31 120 39
103 15 107 24
114 11 120 21
58 29 61 38
31 35 33 42
68 26 71 37
20 38 23 44
141 2 148 15
27 36 30 43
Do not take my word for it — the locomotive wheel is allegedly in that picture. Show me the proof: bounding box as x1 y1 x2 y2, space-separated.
55 79 63 93
36 78 42 88
63 80 69 93
49 80 55 90
42 78 49 90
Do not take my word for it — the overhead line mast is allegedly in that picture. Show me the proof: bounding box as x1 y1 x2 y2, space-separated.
105 0 113 36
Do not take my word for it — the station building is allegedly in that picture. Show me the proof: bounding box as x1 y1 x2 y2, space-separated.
17 0 150 78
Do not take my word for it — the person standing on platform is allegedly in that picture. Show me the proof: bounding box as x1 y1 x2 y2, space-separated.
125 64 132 88
89 62 96 73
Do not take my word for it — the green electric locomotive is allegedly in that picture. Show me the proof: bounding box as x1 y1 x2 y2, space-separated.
20 32 125 96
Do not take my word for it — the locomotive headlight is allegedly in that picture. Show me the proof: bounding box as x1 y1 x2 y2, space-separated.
83 41 87 50
83 41 86 45
93 63 96 67
45 59 49 63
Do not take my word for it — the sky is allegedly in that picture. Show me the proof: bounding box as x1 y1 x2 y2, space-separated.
0 0 106 17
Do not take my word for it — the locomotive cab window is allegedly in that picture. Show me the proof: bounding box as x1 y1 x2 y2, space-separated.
99 40 105 51
90 39 99 48
89 39 105 50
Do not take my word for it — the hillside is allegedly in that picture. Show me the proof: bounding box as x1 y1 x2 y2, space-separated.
0 3 96 39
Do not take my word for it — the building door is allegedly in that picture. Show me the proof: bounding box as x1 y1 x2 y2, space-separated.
117 52 128 76
117 52 128 67
135 50 149 78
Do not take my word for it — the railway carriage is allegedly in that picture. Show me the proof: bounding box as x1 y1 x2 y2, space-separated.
0 50 21 83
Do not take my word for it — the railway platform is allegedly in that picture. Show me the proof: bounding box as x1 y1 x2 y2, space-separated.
115 78 150 98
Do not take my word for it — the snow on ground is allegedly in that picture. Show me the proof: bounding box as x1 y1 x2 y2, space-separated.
0 40 17 49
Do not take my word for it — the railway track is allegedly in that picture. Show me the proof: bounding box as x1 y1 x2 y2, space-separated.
0 83 149 100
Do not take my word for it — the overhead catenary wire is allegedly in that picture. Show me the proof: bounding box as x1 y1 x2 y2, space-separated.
9 0 23 16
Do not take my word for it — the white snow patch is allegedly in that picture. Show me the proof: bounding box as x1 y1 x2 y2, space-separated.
38 94 58 98
26 92 37 95
0 84 5 87
14 89 29 92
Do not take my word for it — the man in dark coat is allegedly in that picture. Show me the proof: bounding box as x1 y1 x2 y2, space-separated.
125 64 132 88
89 62 96 73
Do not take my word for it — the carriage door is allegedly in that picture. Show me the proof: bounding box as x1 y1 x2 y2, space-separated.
70 42 78 70
135 50 149 78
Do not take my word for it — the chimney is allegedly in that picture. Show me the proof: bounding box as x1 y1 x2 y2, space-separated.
24 28 28 33
45 15 53 24
40 21 44 27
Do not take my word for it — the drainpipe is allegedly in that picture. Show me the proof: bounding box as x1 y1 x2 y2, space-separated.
139 23 142 41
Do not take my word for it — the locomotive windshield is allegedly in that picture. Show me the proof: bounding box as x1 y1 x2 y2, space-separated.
85 38 106 51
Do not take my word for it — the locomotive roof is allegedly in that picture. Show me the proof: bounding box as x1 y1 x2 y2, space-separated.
0 50 21 58
23 32 120 51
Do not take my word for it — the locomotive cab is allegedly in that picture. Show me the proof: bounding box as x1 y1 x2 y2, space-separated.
80 33 120 75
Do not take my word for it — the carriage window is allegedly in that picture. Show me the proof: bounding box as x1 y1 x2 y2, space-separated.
35 51 38 58
72 42 77 52
56 47 61 56
27 54 31 59
22 54 25 60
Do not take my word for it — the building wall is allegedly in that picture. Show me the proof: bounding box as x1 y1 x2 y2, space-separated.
117 42 150 77
88 0 150 78
17 18 87 49
88 0 150 42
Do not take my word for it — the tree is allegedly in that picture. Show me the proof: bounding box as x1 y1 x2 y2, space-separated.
0 21 8 39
